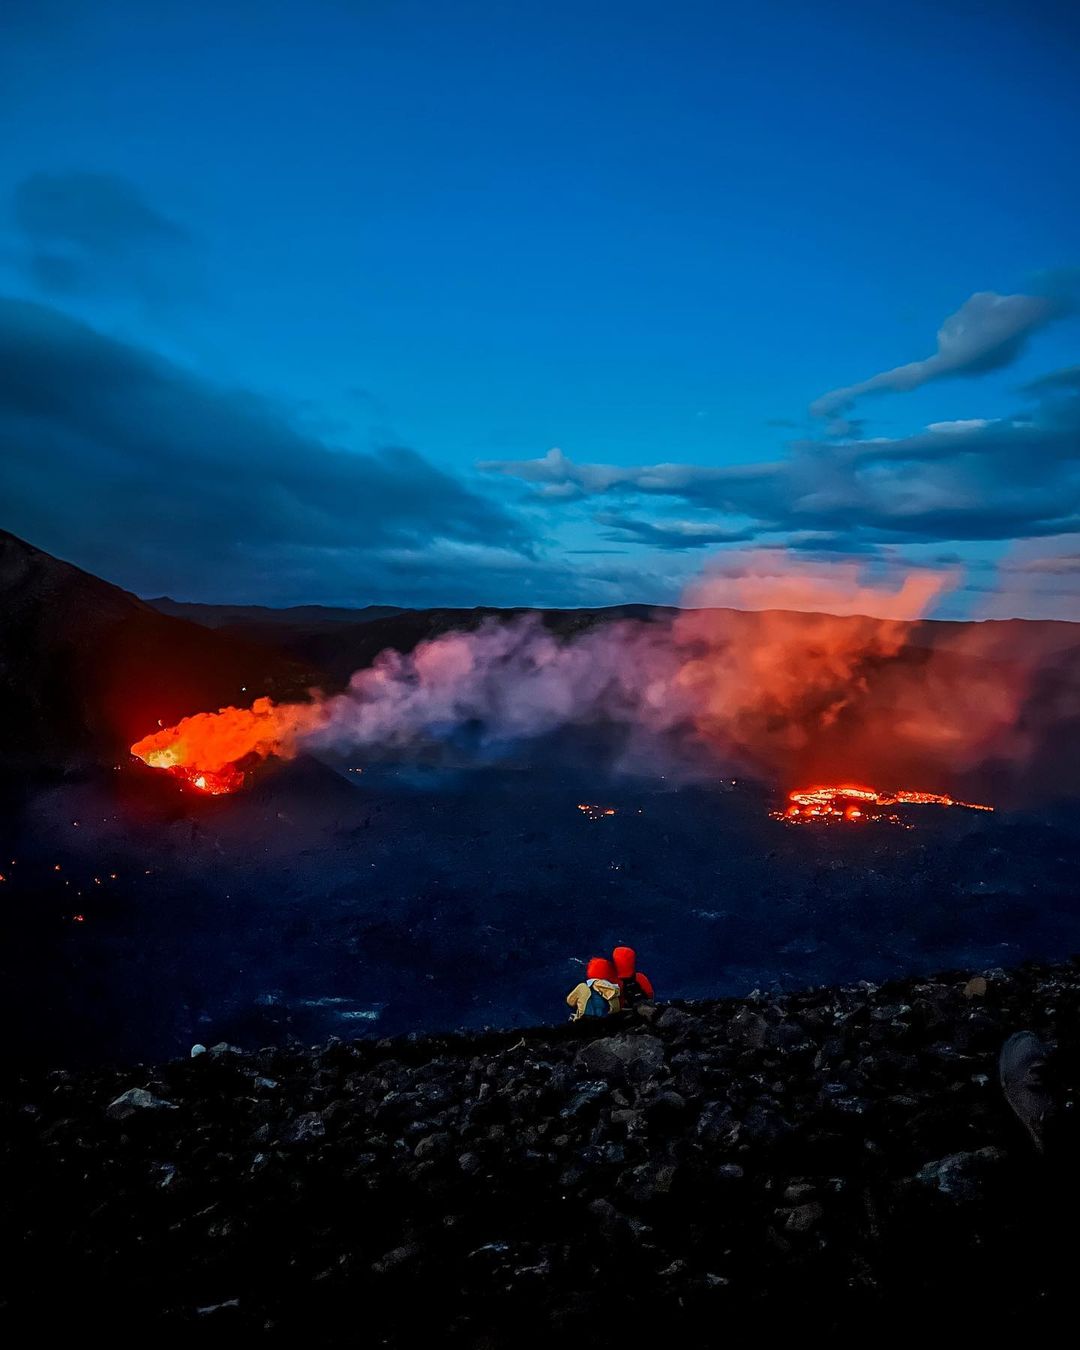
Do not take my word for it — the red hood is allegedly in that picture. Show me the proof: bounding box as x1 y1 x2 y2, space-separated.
612 946 637 979
586 957 616 981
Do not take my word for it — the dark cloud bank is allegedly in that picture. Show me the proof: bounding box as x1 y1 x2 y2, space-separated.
11 171 196 306
0 297 537 604
484 286 1080 563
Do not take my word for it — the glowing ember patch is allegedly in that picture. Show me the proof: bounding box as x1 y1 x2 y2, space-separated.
185 765 246 795
577 803 617 820
775 784 993 823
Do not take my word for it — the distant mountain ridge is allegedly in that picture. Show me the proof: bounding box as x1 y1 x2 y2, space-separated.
147 598 409 628
147 591 1080 690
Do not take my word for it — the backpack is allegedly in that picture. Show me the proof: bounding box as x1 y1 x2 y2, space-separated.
583 981 611 1017
620 973 646 1008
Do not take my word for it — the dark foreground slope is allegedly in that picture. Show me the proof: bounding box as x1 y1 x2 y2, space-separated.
6 962 1080 1342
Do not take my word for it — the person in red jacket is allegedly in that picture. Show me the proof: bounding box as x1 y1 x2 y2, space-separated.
566 956 622 1020
612 946 654 1009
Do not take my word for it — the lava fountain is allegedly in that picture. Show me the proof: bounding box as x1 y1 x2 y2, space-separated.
130 696 324 794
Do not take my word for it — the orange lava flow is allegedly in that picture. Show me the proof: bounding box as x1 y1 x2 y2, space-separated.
779 783 994 822
130 696 322 794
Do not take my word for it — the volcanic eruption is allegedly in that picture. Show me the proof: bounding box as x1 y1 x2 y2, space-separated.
129 553 1045 813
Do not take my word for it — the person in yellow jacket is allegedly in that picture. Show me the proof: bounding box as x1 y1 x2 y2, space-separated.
566 957 622 1020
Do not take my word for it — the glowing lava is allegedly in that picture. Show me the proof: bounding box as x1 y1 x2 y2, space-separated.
777 783 994 823
174 765 247 795
577 803 617 820
130 696 323 794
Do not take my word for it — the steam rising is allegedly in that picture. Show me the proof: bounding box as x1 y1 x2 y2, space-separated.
133 553 1060 801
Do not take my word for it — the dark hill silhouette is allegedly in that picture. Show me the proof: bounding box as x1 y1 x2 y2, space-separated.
0 529 317 772
149 598 673 686
147 597 407 628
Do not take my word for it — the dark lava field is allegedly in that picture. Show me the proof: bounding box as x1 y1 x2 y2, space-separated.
4 751 1080 1068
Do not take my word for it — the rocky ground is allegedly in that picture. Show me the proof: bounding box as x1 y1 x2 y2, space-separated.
6 962 1080 1343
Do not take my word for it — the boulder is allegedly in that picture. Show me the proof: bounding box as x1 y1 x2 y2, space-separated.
575 1034 665 1082
656 1007 693 1033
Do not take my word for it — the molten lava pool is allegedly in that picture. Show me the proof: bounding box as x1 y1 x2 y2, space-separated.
776 784 993 823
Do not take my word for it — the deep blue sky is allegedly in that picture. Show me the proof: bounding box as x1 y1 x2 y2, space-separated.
2 0 1079 615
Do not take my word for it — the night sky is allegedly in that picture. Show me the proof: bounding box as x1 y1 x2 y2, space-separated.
2 0 1079 616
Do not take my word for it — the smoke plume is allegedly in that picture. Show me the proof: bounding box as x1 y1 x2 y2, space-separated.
133 551 1071 803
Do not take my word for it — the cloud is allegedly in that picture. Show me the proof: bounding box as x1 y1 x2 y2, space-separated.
979 533 1080 620
1006 553 1080 576
594 511 756 550
481 445 783 506
482 284 1080 572
0 297 534 604
10 172 195 304
1021 365 1080 396
810 290 1066 418
483 373 1080 551
14 171 188 254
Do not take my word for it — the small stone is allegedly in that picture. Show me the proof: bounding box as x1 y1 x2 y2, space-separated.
610 1108 643 1129
413 1131 452 1160
963 977 988 999
559 1081 609 1119
784 1201 824 1233
696 1103 741 1148
916 1147 1004 1201
373 1244 422 1274
645 1090 687 1123
106 1088 178 1121
150 1161 177 1188
196 1299 240 1317
283 1111 326 1144
728 1009 769 1049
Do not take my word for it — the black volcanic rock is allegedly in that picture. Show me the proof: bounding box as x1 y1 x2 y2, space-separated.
0 529 317 771
6 961 1080 1342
